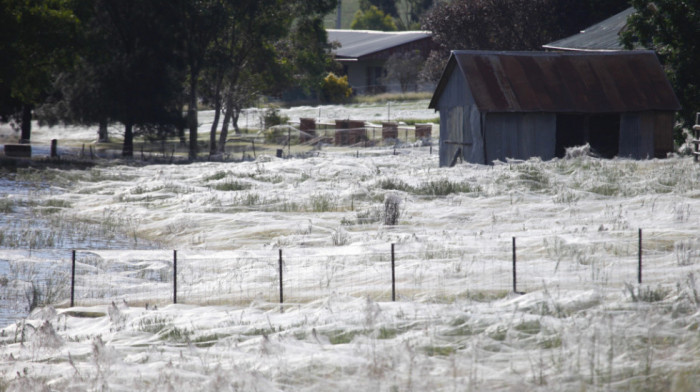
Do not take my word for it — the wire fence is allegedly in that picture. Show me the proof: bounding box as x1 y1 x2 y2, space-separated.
2 228 700 326
14 123 437 164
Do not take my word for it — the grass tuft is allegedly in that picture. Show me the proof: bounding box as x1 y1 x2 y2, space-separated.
377 178 479 196
626 283 670 303
213 180 251 191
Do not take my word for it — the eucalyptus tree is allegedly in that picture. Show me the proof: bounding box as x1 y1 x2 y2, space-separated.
201 0 337 155
350 5 397 31
422 0 628 51
359 0 398 18
397 0 433 30
199 0 284 155
622 0 700 133
77 0 185 157
178 0 227 159
382 50 423 92
0 0 79 143
281 3 338 100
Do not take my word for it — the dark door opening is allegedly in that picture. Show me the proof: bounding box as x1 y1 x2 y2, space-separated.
588 114 620 158
555 114 586 158
555 114 620 158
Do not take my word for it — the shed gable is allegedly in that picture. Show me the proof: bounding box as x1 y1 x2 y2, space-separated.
430 50 681 114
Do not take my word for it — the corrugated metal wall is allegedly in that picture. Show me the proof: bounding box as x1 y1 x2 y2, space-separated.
620 113 653 159
484 113 555 163
438 108 672 164
619 112 674 159
437 67 470 166
437 67 482 166
652 112 674 158
465 105 484 164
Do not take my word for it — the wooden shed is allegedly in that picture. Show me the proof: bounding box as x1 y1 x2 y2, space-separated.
429 50 681 166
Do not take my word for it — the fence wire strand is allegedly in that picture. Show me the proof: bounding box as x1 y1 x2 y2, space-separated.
2 229 699 326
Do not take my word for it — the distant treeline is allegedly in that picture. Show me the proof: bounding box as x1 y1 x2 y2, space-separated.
2 1 696 159
0 0 338 158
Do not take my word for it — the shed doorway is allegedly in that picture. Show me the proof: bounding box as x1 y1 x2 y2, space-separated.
555 114 620 158
555 114 585 157
588 114 620 158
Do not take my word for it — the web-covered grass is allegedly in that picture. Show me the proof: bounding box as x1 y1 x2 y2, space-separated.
1 145 700 391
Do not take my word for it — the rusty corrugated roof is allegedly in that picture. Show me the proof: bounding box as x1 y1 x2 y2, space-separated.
429 50 681 113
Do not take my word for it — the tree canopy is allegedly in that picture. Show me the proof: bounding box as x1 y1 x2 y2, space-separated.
383 50 424 92
0 0 79 142
419 0 630 86
354 0 434 31
397 0 434 30
422 0 629 52
622 0 700 130
351 5 397 31
200 0 337 154
1 0 338 158
360 0 398 18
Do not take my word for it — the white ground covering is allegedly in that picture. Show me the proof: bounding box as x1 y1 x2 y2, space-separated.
1 103 700 390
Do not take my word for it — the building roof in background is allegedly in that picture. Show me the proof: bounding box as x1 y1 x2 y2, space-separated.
543 7 635 52
327 29 431 60
429 50 681 113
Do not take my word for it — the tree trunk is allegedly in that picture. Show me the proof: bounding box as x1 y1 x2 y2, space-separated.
20 104 32 144
209 101 221 156
208 81 223 156
177 101 186 145
188 72 198 160
232 106 241 134
217 95 233 154
98 119 109 143
122 122 133 157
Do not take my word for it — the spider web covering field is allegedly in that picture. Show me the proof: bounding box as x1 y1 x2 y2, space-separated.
1 141 700 390
1 231 696 311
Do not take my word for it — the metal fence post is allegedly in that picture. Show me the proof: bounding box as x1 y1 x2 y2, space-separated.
512 237 517 293
278 249 283 304
391 243 396 301
173 250 177 304
638 229 642 284
50 139 58 158
71 250 76 307
693 113 700 162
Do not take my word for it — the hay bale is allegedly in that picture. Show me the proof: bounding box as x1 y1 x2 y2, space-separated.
415 124 432 139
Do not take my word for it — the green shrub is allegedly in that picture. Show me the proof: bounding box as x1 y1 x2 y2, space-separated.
320 73 352 103
262 107 289 130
